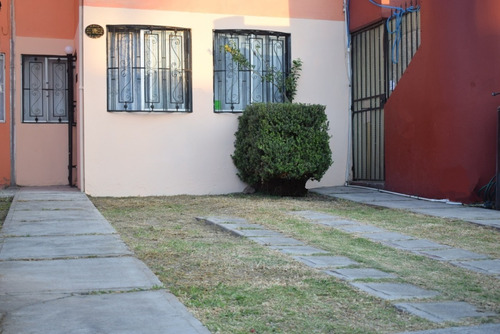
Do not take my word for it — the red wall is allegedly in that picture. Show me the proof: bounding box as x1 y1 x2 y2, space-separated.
384 0 500 202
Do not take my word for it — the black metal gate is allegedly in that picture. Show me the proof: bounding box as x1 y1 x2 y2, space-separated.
351 23 387 182
351 2 420 182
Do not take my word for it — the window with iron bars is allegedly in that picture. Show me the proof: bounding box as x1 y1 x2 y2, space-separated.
213 30 290 113
22 55 68 123
107 25 192 112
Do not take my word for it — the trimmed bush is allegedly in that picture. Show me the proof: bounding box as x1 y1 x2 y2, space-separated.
232 103 332 196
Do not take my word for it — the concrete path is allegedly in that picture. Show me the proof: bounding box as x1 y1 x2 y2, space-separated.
311 186 500 230
199 185 500 333
0 187 210 334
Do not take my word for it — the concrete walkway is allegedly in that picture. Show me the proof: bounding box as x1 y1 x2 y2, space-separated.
198 185 500 334
311 186 500 230
0 187 210 334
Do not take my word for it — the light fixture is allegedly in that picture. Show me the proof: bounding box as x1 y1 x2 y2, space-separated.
65 45 74 55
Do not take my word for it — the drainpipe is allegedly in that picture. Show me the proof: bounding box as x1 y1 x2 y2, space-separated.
78 0 85 192
343 0 353 185
9 0 15 186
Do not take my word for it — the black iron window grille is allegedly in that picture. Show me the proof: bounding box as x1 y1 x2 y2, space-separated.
213 30 291 113
22 55 69 123
107 25 192 112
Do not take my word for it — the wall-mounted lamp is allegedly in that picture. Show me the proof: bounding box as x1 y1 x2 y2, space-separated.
65 45 77 61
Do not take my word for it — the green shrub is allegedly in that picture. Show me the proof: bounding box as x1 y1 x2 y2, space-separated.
232 103 333 196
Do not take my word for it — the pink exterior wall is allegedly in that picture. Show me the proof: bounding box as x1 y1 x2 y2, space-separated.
81 1 350 196
382 0 500 202
84 0 345 21
13 0 79 187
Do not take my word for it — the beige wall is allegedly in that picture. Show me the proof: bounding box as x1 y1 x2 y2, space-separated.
15 37 73 186
82 7 349 196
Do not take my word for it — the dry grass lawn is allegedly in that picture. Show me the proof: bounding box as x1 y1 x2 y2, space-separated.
90 193 500 334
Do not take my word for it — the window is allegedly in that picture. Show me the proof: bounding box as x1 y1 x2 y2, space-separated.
0 53 4 122
22 55 68 123
107 25 192 112
213 30 291 113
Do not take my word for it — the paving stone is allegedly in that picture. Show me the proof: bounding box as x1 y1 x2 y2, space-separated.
12 200 97 211
363 200 455 210
336 225 386 234
1 290 210 334
231 229 284 237
7 209 105 222
394 301 496 323
468 219 500 229
0 235 132 260
451 259 500 275
248 236 304 246
0 219 117 236
362 232 414 241
310 187 375 195
417 248 489 261
0 257 162 294
199 216 248 224
268 245 330 255
325 268 397 281
292 255 359 268
350 282 439 300
330 192 416 203
312 219 359 227
382 239 451 251
214 223 265 230
395 323 500 334
411 207 500 221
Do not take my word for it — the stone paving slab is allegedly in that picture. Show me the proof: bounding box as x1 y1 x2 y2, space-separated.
351 282 440 300
411 207 500 221
232 229 284 237
383 239 451 251
0 219 117 236
336 224 386 234
468 219 500 229
292 255 359 268
7 209 105 222
362 232 415 241
248 236 305 246
268 245 330 255
451 259 500 276
325 268 398 281
394 301 496 323
0 234 132 260
396 323 500 334
12 200 97 211
361 200 456 210
313 219 360 227
417 248 489 261
311 186 375 195
214 223 265 230
14 192 87 202
200 216 248 224
330 192 416 203
0 257 162 294
1 290 210 334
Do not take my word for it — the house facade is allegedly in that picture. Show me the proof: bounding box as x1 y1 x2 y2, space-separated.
2 0 499 203
0 0 350 196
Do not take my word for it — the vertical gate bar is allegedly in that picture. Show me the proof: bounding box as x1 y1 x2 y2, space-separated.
66 54 74 186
